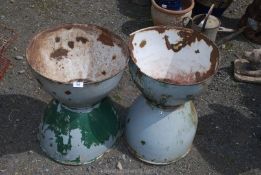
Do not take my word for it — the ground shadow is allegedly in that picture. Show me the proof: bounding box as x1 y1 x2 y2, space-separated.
117 0 153 36
217 16 259 45
216 66 234 79
219 16 241 31
240 83 261 118
0 94 47 157
195 102 261 174
111 96 157 167
110 99 129 135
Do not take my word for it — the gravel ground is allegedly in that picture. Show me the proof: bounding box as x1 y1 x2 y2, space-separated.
0 0 260 174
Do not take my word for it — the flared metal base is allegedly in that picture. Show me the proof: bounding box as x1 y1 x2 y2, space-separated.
125 96 198 165
39 98 120 165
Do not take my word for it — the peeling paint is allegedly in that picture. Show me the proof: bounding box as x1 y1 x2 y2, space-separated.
39 98 120 164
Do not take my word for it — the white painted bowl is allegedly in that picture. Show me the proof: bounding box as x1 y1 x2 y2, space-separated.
129 26 219 106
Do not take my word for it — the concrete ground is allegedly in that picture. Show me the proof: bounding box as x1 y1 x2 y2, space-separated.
0 0 260 174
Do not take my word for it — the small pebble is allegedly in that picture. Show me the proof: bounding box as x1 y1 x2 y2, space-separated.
15 56 24 60
117 161 123 170
122 154 126 161
28 150 33 154
18 70 25 74
10 0 14 3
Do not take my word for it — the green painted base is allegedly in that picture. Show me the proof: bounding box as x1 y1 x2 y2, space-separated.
39 98 120 165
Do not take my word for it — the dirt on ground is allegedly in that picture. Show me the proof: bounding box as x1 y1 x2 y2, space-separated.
0 0 260 174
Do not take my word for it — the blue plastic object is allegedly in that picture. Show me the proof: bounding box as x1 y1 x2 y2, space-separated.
157 0 182 11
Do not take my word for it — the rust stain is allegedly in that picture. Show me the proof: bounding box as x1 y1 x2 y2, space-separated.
172 30 211 53
112 55 116 60
164 35 172 50
194 56 216 83
154 27 166 34
64 26 72 30
26 39 44 72
55 37 60 42
97 31 114 46
50 48 68 60
65 90 71 95
76 37 88 44
139 40 147 48
164 35 185 52
160 29 219 84
95 26 129 58
142 26 167 34
68 41 74 49
157 72 196 84
168 31 192 52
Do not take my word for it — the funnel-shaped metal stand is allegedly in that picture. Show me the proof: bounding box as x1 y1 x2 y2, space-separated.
39 98 120 165
26 24 129 165
126 26 219 165
125 96 198 165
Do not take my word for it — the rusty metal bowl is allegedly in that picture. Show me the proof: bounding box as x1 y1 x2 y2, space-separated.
26 24 129 108
129 26 219 107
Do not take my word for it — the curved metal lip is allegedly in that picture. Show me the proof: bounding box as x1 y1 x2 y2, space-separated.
151 0 195 15
128 26 220 86
26 23 129 85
